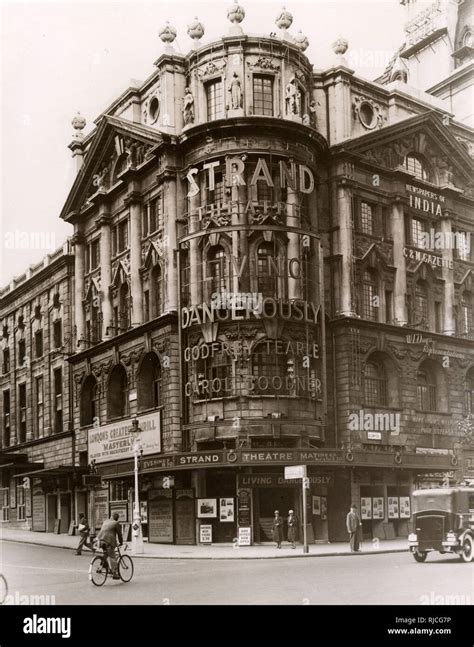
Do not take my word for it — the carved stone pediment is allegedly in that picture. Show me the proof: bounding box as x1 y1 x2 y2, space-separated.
196 59 227 80
247 56 280 72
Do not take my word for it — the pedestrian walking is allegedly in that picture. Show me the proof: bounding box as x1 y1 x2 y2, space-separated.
75 513 95 556
272 510 284 549
346 504 362 552
287 509 298 548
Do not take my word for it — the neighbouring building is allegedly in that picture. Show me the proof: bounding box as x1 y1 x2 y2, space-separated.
1 0 473 544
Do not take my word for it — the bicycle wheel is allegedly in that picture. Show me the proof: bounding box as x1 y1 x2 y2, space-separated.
118 554 134 582
0 574 8 604
89 556 108 586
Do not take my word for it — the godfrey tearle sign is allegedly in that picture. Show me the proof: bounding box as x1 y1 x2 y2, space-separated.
88 411 161 464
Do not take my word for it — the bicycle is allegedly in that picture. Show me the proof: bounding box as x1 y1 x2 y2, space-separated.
0 574 7 604
88 543 134 586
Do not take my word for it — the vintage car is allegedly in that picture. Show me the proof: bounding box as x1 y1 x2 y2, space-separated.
408 487 474 563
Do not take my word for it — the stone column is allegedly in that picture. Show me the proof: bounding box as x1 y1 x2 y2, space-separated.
165 175 178 312
440 215 455 335
189 191 201 305
337 181 353 316
390 199 408 325
97 209 113 337
126 192 143 326
72 232 85 345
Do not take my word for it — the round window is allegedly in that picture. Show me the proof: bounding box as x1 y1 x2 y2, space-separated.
359 101 377 129
149 96 160 123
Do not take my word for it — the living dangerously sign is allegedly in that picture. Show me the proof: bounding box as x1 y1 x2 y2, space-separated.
88 411 162 464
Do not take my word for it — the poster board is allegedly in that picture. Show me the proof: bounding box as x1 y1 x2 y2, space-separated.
148 490 173 543
237 489 252 527
32 492 46 531
388 497 399 519
360 497 372 520
238 527 251 546
94 486 109 531
372 497 385 520
219 498 234 522
197 498 217 518
399 496 411 519
312 496 321 515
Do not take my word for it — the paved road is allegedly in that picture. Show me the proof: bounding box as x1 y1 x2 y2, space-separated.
1 541 472 605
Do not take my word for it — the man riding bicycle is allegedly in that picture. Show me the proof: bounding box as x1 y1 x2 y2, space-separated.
97 513 123 580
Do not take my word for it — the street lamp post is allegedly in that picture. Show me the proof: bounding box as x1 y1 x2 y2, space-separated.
130 417 144 555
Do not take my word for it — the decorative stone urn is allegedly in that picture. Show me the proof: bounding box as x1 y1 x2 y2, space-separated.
187 17 204 48
294 30 309 52
227 0 245 35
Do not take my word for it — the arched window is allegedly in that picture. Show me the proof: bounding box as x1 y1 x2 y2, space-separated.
465 368 474 415
256 242 277 298
151 264 163 319
404 154 432 182
364 361 388 407
207 246 228 298
417 367 437 411
108 365 128 419
80 375 99 427
362 269 378 321
415 280 429 330
461 291 473 336
119 283 130 332
137 353 161 411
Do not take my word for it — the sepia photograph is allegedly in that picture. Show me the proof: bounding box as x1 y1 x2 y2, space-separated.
0 0 473 642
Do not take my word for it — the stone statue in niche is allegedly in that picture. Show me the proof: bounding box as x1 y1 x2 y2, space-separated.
228 72 242 109
182 87 195 125
285 77 300 115
309 100 317 126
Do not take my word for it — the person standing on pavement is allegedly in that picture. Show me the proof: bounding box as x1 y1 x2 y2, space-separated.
272 510 284 549
346 504 362 552
287 509 298 549
75 513 95 556
97 512 123 579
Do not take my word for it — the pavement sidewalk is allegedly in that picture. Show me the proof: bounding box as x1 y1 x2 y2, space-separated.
0 525 409 559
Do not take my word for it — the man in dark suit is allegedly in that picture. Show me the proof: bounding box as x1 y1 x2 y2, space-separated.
97 512 123 580
346 504 362 552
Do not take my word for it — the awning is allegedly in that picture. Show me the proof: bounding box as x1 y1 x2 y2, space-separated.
15 465 88 479
0 452 28 465
0 462 44 472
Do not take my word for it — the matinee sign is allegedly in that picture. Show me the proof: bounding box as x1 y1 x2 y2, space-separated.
88 411 161 464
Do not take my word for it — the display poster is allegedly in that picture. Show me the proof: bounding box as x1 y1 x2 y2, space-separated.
148 490 173 543
175 490 195 545
399 496 411 519
388 497 400 519
140 501 148 524
237 489 252 527
32 491 46 531
238 527 251 546
197 498 217 518
372 497 385 520
361 497 372 520
219 498 234 522
25 486 32 518
110 503 127 522
321 497 327 521
94 486 109 531
200 524 212 543
312 496 321 515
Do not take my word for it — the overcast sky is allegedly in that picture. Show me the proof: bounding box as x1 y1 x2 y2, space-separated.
0 0 408 286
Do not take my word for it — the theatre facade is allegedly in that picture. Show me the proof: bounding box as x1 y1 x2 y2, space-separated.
1 1 473 543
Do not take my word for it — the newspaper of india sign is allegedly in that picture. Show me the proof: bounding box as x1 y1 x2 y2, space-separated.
88 411 162 464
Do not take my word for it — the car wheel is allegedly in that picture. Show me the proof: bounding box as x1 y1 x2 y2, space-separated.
460 535 473 563
413 549 427 563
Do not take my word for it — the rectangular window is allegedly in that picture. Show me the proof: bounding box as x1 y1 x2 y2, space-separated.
36 376 44 438
411 218 427 248
35 330 43 358
385 290 393 324
112 225 117 257
435 301 443 333
253 75 273 116
118 219 129 252
1 488 9 521
90 239 100 270
3 390 10 448
206 79 224 121
53 319 62 349
16 484 25 521
54 368 63 434
360 202 374 235
144 290 150 322
18 383 27 443
456 231 470 262
18 340 26 367
2 348 10 374
462 304 473 336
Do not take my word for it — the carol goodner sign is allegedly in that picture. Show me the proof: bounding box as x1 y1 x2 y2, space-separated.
88 412 161 464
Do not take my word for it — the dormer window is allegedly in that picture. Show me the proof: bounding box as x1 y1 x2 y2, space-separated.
404 154 432 183
206 79 224 121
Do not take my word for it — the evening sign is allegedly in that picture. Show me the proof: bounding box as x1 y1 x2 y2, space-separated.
88 411 162 464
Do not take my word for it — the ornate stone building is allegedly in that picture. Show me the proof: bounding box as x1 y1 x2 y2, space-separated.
1 0 473 544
